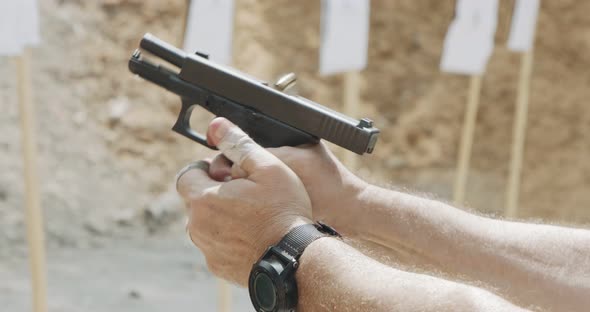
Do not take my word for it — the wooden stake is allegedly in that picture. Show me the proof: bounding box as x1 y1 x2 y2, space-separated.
216 279 231 310
183 2 232 308
342 71 361 169
181 2 233 310
453 75 483 205
505 50 534 218
217 279 231 312
16 48 48 312
180 0 191 46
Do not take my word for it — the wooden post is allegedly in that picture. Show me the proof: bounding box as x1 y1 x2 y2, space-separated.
453 75 483 205
217 278 231 312
16 48 48 312
342 71 361 169
182 2 232 310
180 0 191 46
505 50 534 218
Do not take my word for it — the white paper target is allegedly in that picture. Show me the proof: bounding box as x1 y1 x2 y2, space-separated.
507 0 540 52
440 0 499 75
183 0 235 65
319 0 370 76
0 0 40 56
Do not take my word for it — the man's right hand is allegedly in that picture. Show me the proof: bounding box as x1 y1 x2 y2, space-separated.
207 138 590 312
208 142 368 233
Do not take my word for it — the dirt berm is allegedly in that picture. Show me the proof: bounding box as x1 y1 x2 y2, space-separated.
1 0 588 250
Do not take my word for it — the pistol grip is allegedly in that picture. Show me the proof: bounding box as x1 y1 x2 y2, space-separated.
172 98 218 150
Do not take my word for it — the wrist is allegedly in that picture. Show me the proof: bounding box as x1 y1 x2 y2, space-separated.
256 216 312 260
249 222 340 312
351 185 423 244
319 176 370 235
342 175 370 214
329 182 382 236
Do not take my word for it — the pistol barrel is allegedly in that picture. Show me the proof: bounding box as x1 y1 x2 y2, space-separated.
140 33 187 68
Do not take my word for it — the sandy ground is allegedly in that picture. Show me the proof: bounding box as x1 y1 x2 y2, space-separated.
0 232 252 312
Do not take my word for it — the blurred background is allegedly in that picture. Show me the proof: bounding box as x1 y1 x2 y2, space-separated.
1 0 589 311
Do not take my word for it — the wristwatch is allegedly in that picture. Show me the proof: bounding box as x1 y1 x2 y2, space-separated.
248 221 341 312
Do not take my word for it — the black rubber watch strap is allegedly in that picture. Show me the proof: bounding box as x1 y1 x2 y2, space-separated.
276 222 340 259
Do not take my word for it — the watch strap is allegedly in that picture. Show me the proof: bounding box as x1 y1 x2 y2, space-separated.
276 222 341 259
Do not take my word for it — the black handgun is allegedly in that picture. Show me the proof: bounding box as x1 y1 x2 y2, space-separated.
128 33 379 154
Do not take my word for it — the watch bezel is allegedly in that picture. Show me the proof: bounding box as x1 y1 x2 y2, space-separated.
249 246 298 312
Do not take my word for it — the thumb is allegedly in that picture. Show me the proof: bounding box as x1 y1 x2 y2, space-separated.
207 117 283 179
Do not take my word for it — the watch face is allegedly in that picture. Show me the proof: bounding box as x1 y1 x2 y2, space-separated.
249 248 298 312
253 272 277 311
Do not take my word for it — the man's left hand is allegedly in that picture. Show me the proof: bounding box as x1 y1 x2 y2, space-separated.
176 117 312 285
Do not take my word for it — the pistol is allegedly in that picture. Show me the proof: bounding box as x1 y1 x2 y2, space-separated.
128 33 379 154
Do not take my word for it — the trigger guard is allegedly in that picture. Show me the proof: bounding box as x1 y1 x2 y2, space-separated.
172 99 218 150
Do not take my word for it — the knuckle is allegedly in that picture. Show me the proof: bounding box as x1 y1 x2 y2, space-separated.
186 186 207 201
189 188 217 204
237 143 257 163
200 188 218 202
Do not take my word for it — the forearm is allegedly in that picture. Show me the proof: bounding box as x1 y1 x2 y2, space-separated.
296 237 526 312
345 185 590 311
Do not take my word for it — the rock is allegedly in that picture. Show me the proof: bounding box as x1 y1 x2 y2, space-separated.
144 187 184 232
0 188 6 201
72 110 87 126
111 208 136 227
83 218 109 236
107 97 130 125
101 0 143 8
128 289 142 299
385 156 407 169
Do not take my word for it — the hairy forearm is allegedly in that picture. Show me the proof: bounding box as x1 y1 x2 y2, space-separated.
296 237 526 312
346 185 590 311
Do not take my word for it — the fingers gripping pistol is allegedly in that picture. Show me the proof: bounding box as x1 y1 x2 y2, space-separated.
128 33 379 154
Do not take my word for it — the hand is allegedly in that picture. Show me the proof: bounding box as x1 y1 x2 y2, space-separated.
176 118 312 285
208 141 368 234
268 144 369 233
